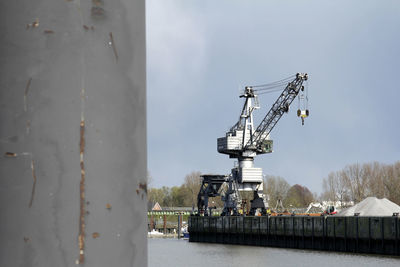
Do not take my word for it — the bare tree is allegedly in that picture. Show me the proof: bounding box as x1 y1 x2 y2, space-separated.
342 163 368 203
322 170 350 207
363 162 385 198
336 170 350 207
264 175 290 209
321 161 400 206
383 162 400 204
183 171 202 207
322 172 337 202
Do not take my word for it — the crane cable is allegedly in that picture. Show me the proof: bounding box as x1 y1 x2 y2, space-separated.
250 75 296 94
306 79 309 110
250 75 295 88
297 79 309 125
252 82 292 91
256 88 286 95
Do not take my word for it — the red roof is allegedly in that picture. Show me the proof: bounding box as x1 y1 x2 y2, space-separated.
152 202 162 211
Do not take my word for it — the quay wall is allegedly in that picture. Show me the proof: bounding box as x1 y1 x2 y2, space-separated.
188 216 400 256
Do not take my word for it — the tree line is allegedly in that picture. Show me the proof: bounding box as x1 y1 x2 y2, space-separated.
148 172 315 210
147 161 400 210
263 175 315 209
321 161 400 206
147 171 203 209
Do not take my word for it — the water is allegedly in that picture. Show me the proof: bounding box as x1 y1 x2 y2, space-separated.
148 238 400 267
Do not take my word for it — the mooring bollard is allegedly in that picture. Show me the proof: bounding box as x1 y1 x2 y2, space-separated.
163 215 167 234
178 214 182 239
150 215 154 231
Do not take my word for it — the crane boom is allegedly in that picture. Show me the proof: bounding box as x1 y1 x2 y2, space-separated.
247 73 308 152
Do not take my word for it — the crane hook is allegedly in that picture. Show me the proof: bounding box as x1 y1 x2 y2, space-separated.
297 109 309 125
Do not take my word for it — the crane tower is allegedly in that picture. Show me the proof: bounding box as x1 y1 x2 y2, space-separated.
217 73 309 215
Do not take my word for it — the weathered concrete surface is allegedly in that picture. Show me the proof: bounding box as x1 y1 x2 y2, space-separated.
0 0 146 266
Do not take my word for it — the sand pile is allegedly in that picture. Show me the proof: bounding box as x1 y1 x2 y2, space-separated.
337 197 400 216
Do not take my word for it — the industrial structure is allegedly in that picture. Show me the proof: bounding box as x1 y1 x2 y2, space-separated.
189 215 400 256
192 74 400 257
198 73 309 216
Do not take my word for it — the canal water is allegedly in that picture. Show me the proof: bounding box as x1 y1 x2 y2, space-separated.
148 238 400 267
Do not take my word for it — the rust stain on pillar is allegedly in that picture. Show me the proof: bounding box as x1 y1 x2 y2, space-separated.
28 159 37 208
23 78 32 112
109 32 118 62
4 152 17 158
78 120 86 264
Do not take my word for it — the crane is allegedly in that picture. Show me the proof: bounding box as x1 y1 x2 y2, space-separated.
216 73 309 216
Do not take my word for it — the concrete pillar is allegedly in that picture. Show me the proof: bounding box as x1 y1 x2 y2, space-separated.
0 0 146 266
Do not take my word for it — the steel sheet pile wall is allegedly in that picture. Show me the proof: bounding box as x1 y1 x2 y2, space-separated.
189 216 400 256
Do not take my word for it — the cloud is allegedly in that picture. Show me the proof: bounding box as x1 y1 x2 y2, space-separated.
146 1 207 84
146 1 400 192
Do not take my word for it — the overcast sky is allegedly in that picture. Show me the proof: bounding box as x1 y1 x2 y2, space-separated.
146 0 400 193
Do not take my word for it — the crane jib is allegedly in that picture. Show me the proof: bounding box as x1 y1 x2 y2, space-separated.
246 75 307 150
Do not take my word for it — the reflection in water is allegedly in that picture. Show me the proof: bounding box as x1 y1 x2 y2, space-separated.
149 238 399 267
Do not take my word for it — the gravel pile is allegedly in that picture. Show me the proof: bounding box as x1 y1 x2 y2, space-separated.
337 197 400 216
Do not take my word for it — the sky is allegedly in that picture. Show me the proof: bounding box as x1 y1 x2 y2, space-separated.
146 0 400 194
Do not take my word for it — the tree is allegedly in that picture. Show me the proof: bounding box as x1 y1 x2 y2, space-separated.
147 187 168 209
320 161 400 206
341 163 368 203
264 175 290 209
322 172 337 202
383 161 400 205
285 184 314 208
363 162 384 198
183 171 202 207
170 186 188 207
322 170 350 207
